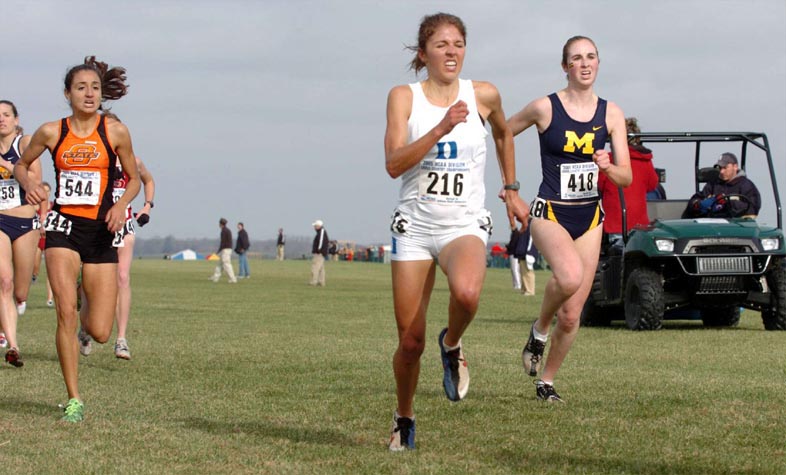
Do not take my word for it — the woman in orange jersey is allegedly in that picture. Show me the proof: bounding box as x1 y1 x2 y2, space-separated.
14 56 140 422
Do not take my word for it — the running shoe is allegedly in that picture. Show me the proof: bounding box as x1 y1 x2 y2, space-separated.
388 412 416 451
78 328 92 356
5 348 23 367
47 299 54 307
114 338 131 360
438 327 469 402
16 301 27 315
61 398 85 422
522 324 546 377
535 380 563 403
0 332 7 349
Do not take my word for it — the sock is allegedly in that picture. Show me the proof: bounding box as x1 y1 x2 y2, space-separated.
443 339 462 352
532 324 548 342
395 410 414 421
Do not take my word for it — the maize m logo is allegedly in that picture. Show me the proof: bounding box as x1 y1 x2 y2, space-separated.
563 131 595 154
62 144 101 166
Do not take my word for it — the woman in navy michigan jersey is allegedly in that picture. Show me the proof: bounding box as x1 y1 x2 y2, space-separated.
0 100 42 367
507 36 631 402
384 12 528 450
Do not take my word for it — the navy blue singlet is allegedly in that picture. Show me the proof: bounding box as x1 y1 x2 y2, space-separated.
537 93 608 202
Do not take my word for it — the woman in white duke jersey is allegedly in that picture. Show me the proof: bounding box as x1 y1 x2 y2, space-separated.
384 12 528 450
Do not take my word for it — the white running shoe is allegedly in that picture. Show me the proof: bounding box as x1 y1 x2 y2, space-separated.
114 338 131 360
0 332 7 349
388 412 416 451
16 301 26 316
78 328 93 356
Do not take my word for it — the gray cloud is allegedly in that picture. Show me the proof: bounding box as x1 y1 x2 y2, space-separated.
3 0 784 242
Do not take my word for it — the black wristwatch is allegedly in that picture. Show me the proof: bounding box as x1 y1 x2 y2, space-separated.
503 181 520 191
145 201 155 208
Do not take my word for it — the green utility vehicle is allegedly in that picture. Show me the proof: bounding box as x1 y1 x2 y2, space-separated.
581 132 785 330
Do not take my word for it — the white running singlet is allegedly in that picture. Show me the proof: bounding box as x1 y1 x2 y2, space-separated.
396 79 488 228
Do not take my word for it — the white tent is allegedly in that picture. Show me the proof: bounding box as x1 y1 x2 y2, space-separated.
170 249 203 260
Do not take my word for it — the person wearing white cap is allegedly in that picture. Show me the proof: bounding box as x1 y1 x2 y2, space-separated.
686 152 761 217
310 220 328 286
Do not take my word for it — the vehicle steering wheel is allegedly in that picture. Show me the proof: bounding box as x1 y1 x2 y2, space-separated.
719 193 755 218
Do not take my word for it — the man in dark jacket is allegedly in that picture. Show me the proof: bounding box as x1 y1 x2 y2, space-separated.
276 228 285 261
210 218 237 283
507 227 539 296
686 153 761 218
235 222 251 278
310 220 329 286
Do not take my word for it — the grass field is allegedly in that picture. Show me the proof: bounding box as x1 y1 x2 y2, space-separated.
1 258 784 474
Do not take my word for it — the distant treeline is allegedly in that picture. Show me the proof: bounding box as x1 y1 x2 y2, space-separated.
134 235 315 259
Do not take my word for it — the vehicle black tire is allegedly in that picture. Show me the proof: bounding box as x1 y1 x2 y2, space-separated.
580 293 612 327
701 307 741 327
762 258 786 330
624 268 664 330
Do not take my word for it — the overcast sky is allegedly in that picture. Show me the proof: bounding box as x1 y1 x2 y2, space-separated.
3 0 784 243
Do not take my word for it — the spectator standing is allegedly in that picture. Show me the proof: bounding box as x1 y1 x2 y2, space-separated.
310 220 328 286
508 226 538 296
276 228 285 261
599 117 659 237
210 218 237 283
490 242 506 268
506 227 522 290
235 222 250 279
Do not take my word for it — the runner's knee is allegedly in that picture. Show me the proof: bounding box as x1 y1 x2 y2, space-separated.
553 269 583 297
398 333 425 362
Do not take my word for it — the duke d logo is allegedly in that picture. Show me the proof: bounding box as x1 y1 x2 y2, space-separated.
62 144 101 166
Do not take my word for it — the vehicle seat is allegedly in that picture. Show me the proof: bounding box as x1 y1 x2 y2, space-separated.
647 200 690 221
697 167 720 184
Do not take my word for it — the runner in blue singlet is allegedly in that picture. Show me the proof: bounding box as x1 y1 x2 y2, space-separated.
507 36 632 402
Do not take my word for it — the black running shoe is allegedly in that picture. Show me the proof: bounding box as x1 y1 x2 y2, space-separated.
5 348 23 367
389 412 416 451
535 380 563 403
522 325 546 377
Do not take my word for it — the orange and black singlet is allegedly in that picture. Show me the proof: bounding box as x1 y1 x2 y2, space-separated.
50 115 117 220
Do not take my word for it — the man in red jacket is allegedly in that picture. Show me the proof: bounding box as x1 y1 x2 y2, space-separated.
599 117 659 237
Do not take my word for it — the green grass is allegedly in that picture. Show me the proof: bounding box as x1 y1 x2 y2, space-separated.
2 259 785 474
